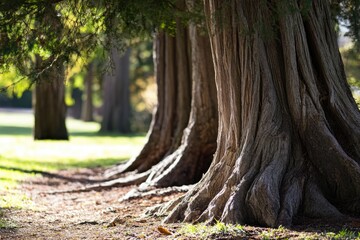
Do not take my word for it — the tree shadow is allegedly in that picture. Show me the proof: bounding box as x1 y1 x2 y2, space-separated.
0 155 126 170
0 124 145 138
0 126 32 136
0 165 102 183
292 217 360 236
70 131 145 138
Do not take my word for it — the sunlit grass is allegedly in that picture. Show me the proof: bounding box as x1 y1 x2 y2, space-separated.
179 223 360 240
0 110 146 210
179 222 246 239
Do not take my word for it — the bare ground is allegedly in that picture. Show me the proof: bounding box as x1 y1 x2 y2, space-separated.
1 168 360 240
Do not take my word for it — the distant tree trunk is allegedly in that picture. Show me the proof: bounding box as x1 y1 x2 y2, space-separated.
101 48 131 133
165 0 360 227
81 62 94 122
69 87 82 119
33 57 68 140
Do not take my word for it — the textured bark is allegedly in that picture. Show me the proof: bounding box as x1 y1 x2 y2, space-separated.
101 48 131 133
165 0 360 227
81 62 94 122
110 27 193 174
33 58 69 140
105 1 218 188
142 11 218 187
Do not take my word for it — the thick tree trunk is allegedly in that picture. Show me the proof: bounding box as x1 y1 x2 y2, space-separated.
33 57 68 140
101 48 131 133
110 28 193 174
142 13 218 187
165 0 360 227
105 1 218 187
81 62 94 122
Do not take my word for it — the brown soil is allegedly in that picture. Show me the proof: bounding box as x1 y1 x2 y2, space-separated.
0 168 183 240
1 168 359 240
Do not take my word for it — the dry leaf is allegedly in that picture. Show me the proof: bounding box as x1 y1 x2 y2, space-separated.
157 226 172 235
106 215 125 227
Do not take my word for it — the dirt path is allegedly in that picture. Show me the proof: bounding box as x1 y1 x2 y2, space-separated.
0 168 182 240
1 168 360 240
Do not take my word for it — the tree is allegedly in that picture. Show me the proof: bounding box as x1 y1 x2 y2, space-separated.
163 0 360 227
81 62 95 122
32 5 69 140
33 56 68 140
107 29 192 174
101 48 132 133
1 0 360 228
104 0 218 188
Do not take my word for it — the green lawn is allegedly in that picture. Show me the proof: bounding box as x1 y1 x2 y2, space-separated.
0 110 146 209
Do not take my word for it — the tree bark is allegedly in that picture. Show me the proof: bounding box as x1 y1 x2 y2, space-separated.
111 27 193 174
101 48 131 133
105 1 218 187
81 62 94 122
165 0 360 227
142 9 218 187
33 57 68 140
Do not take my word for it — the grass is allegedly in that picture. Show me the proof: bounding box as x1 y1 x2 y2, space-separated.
179 222 246 239
179 223 360 240
0 110 146 211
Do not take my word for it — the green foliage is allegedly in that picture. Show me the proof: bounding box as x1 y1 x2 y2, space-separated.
340 43 360 108
331 0 360 50
324 228 360 239
341 44 360 88
0 0 177 81
130 40 156 132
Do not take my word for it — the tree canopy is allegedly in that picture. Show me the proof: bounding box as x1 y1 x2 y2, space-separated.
0 0 177 91
0 0 359 83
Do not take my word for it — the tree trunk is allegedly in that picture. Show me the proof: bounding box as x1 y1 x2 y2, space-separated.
69 87 82 119
81 62 94 122
165 0 360 227
33 57 68 140
112 27 193 174
142 9 218 187
101 48 131 133
106 1 218 187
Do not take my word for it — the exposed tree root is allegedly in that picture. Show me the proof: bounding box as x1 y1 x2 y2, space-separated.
119 185 192 202
43 171 150 195
103 163 128 180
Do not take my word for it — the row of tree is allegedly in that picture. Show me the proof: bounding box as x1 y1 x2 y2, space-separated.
0 0 360 227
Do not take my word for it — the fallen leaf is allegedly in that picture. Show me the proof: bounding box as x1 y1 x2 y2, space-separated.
107 216 125 227
157 226 172 235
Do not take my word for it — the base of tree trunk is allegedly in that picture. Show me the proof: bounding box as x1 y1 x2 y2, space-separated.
155 0 360 227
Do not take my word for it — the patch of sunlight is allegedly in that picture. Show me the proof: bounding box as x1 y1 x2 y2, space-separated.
0 218 17 229
323 229 360 240
179 222 246 239
0 110 147 210
0 193 35 210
